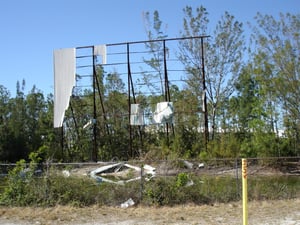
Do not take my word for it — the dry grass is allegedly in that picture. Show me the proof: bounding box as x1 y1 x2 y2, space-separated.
0 198 299 225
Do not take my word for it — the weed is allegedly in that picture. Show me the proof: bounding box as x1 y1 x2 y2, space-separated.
0 162 299 207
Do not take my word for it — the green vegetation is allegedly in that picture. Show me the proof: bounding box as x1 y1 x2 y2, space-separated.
0 164 299 207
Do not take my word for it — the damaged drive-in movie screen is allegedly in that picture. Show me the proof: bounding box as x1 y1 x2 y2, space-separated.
0 0 299 224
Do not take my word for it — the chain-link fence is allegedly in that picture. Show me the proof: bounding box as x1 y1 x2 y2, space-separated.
0 157 299 206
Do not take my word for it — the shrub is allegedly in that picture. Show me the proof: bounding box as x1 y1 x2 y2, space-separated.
1 162 299 207
143 177 175 206
0 159 29 205
248 176 300 200
176 173 189 187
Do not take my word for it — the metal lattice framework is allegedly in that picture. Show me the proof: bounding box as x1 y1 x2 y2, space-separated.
59 36 209 161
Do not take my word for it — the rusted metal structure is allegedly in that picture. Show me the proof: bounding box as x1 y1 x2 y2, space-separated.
57 35 209 161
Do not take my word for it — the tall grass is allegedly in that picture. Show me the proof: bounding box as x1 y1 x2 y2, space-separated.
0 167 299 207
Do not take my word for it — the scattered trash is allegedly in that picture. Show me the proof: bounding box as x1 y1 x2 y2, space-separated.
90 163 156 185
183 160 194 169
143 164 156 181
62 170 70 177
198 163 205 168
143 164 156 175
182 160 205 169
186 180 194 187
120 198 135 208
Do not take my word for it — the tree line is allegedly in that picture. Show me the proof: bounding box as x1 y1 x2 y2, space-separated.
0 6 299 163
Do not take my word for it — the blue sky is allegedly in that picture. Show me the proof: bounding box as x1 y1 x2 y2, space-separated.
0 0 299 96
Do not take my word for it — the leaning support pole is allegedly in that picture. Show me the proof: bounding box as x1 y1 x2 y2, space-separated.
200 37 209 150
242 158 248 225
127 43 133 158
92 46 98 162
163 40 170 143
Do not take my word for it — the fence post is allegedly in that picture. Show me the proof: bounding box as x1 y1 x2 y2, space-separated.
242 158 248 225
140 164 144 202
235 158 239 199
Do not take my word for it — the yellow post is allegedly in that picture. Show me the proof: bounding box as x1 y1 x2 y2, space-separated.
242 158 248 225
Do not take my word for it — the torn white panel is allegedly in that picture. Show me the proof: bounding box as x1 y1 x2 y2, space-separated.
53 48 76 128
130 104 144 125
153 102 174 124
94 45 106 64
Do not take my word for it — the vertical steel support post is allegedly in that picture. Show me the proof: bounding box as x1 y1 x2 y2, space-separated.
127 43 133 159
94 65 110 137
61 126 64 161
235 158 239 199
163 40 171 143
69 101 80 139
201 37 209 150
163 40 170 102
92 46 98 162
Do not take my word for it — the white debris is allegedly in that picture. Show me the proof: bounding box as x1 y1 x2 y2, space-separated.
89 163 156 184
62 170 70 177
120 198 135 208
183 160 194 169
143 164 156 175
198 163 205 168
186 180 194 186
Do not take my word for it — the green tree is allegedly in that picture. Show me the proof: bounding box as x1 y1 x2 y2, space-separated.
251 12 300 155
171 86 203 157
103 71 128 159
0 81 51 162
0 85 11 161
179 6 245 142
25 86 47 154
179 6 209 99
231 64 267 157
142 10 168 95
205 11 245 140
6 80 28 161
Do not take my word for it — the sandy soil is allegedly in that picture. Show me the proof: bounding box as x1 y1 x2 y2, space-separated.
0 198 299 225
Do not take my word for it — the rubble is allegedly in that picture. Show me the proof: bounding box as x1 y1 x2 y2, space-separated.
89 163 156 185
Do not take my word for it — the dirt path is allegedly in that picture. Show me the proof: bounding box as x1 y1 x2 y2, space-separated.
0 198 299 225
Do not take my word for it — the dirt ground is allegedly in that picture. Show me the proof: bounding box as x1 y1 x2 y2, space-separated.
0 198 299 225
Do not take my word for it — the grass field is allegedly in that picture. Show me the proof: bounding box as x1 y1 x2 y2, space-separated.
0 198 299 224
0 160 299 224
